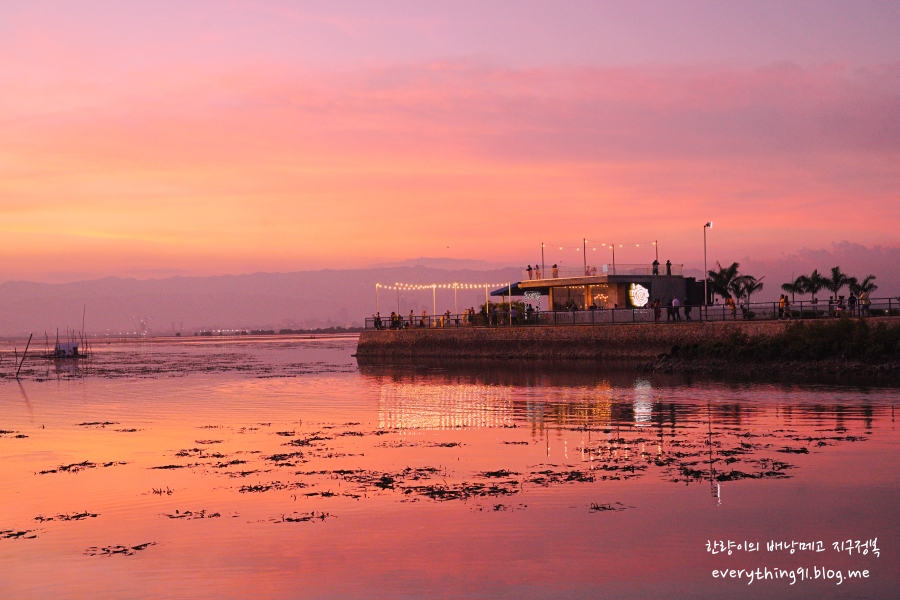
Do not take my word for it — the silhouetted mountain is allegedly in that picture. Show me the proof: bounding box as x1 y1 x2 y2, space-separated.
0 266 523 336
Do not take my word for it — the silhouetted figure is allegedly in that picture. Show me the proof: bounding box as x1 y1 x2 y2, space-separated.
652 259 659 275
665 260 672 276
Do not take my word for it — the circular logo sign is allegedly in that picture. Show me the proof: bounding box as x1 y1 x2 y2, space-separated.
629 283 650 307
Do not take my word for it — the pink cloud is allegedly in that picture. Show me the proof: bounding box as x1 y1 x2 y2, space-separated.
0 58 898 280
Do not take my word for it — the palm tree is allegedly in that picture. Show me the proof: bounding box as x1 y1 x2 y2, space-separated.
781 276 806 303
741 275 765 304
800 269 826 302
824 266 850 298
850 275 878 296
707 262 741 301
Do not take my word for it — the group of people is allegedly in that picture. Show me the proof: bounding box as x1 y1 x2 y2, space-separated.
372 304 540 329
371 310 440 330
651 260 673 276
527 260 677 279
525 264 559 280
652 296 691 323
827 292 870 317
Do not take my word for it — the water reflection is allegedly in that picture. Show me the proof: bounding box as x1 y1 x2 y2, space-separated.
362 362 896 508
0 342 896 600
378 382 514 429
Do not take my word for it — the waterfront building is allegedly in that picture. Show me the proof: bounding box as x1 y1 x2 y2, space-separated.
492 263 704 310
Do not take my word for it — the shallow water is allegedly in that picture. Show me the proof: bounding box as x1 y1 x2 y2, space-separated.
1 337 898 599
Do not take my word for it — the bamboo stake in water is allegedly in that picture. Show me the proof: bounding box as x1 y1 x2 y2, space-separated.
16 333 33 379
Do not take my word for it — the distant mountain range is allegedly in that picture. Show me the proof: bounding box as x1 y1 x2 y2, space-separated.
2 243 896 337
0 265 523 336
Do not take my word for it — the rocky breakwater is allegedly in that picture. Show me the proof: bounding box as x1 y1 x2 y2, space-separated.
355 320 793 361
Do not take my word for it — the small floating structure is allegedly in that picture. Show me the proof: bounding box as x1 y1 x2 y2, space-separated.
52 341 82 358
43 328 91 359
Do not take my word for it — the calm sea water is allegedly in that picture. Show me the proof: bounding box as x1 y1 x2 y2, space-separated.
1 337 897 599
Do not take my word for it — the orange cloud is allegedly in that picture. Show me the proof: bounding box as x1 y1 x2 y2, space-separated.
0 59 898 281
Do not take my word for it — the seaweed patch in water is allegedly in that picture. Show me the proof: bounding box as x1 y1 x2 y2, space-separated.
264 452 305 463
195 439 223 445
479 470 519 478
162 509 221 519
77 422 119 428
34 512 98 523
777 446 810 454
527 469 595 485
212 459 248 468
224 470 264 478
403 481 520 501
285 435 332 447
1 529 38 540
589 502 632 513
238 481 309 493
85 542 156 556
38 460 125 475
272 511 332 523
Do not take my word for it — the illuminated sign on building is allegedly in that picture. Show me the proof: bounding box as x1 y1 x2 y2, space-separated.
628 283 650 307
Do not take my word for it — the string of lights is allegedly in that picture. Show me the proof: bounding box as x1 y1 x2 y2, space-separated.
376 282 510 290
543 240 658 251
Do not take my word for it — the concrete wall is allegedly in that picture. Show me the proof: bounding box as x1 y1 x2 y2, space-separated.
356 320 794 360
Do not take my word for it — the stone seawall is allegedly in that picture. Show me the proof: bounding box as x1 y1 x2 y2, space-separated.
355 321 793 360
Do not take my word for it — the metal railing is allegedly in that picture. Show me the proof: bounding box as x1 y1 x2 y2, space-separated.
365 297 900 330
521 263 684 281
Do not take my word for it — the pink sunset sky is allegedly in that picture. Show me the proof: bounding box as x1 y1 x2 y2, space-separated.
1 1 898 282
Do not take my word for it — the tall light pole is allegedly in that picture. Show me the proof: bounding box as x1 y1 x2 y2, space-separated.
541 243 545 275
703 222 713 317
375 283 380 313
583 238 587 274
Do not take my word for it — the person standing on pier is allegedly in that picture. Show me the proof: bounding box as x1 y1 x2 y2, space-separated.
526 265 533 280
652 259 659 275
666 260 672 276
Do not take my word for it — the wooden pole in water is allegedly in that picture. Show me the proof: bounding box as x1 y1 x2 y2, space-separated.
16 333 32 379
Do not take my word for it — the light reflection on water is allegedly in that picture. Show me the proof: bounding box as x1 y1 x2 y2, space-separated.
0 338 898 600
